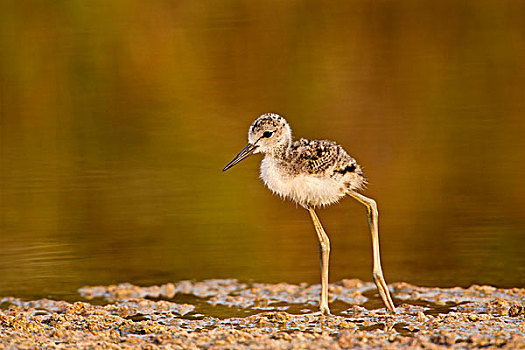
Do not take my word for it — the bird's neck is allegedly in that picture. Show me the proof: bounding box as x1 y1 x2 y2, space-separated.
266 139 291 159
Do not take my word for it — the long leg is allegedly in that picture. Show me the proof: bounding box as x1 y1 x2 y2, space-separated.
306 207 331 315
347 190 396 314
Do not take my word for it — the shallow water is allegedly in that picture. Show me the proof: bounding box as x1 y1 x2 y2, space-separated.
1 1 525 302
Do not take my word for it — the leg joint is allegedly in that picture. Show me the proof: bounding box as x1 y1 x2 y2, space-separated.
372 271 383 282
318 240 330 253
367 199 378 217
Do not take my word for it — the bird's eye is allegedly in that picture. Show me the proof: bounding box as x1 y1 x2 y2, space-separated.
262 131 274 138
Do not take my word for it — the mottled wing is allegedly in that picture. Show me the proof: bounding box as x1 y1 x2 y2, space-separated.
289 139 358 176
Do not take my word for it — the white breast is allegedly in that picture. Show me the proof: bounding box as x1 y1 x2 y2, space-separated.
260 156 346 207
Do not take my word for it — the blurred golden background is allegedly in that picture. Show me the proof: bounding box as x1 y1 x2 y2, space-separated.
1 1 524 300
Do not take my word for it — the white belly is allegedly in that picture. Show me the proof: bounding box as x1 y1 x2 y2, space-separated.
260 156 345 207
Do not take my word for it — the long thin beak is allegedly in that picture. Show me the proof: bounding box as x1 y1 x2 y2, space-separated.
223 143 258 171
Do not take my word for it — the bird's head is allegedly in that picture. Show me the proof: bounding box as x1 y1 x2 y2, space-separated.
223 113 292 171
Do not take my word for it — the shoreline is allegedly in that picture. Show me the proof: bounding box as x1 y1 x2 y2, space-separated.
1 280 524 349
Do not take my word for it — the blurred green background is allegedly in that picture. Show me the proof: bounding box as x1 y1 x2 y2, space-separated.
1 1 524 301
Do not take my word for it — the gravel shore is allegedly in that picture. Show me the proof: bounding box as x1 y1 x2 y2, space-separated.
1 279 523 349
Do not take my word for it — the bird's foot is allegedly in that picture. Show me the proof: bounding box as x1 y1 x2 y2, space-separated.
319 304 331 316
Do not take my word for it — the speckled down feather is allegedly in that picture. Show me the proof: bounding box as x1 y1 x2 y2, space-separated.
288 139 364 178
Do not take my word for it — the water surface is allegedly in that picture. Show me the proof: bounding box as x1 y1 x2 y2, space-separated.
1 0 525 301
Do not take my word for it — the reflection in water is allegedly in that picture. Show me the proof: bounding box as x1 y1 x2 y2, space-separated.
1 1 524 300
